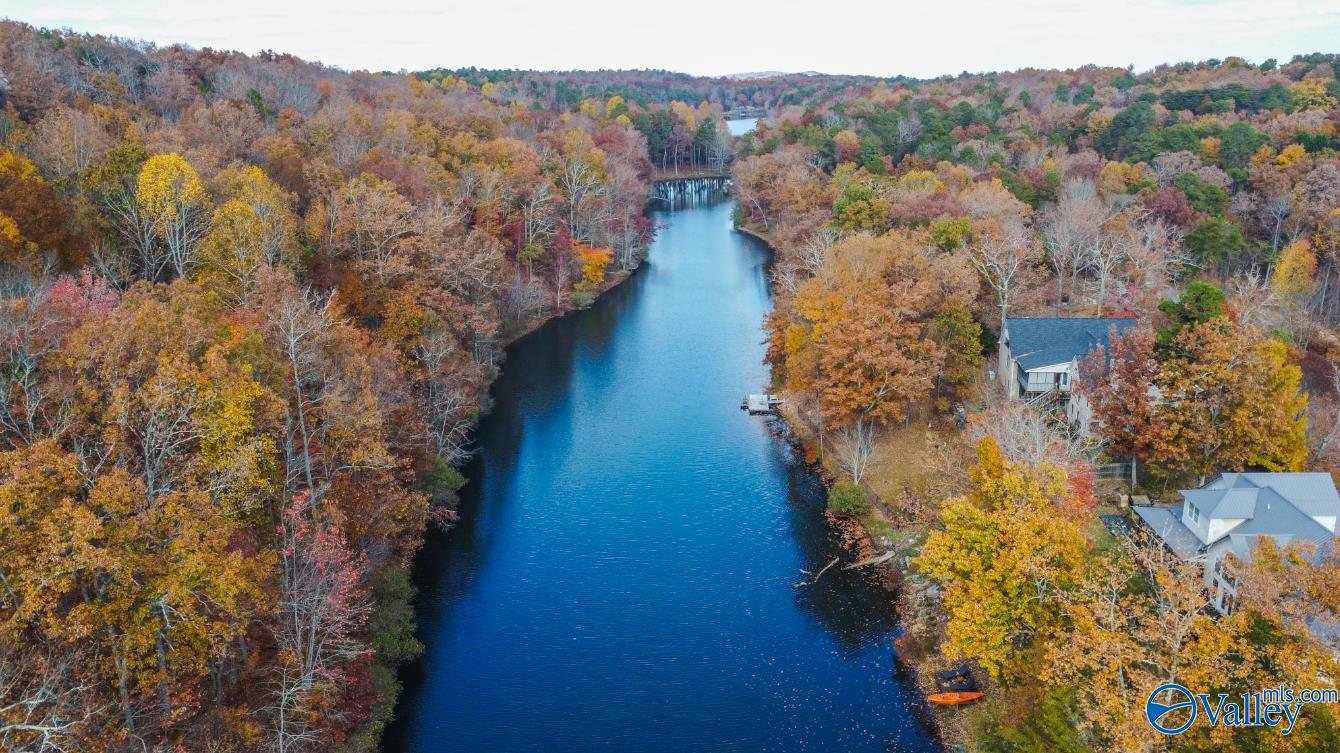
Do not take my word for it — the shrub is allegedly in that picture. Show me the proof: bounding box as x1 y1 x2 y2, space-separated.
828 482 871 518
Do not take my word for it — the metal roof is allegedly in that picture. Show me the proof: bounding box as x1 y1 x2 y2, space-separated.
1133 505 1203 559
1004 317 1138 371
1182 473 1340 529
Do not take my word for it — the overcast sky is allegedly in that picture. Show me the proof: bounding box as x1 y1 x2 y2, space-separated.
6 0 1340 78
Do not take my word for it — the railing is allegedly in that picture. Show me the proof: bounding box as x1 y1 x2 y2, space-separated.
1024 388 1066 411
1023 380 1071 393
1096 462 1132 480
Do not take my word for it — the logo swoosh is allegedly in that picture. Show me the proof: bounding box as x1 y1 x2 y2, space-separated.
1146 684 1197 735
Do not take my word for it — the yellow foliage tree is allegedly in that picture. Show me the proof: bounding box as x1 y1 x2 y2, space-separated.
1290 79 1338 111
572 243 612 302
1152 319 1308 475
197 166 297 301
1200 136 1222 162
916 438 1089 680
137 153 207 279
895 169 944 195
1272 239 1318 345
0 147 38 181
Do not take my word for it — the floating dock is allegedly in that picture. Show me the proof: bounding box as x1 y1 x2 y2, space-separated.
742 394 783 415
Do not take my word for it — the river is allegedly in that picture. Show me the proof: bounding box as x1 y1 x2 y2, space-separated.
727 117 758 136
382 190 940 753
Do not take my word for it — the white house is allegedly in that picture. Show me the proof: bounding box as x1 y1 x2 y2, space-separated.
1134 473 1340 614
997 317 1138 428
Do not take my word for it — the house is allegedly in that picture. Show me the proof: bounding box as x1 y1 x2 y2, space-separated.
1133 473 1340 613
996 317 1138 427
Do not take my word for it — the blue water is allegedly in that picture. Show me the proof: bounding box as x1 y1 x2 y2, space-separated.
383 197 940 753
727 117 758 136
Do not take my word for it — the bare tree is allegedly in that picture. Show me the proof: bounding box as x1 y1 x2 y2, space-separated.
0 646 97 753
415 327 478 466
897 111 924 149
1087 221 1129 316
967 217 1035 334
335 175 416 281
1042 179 1106 309
968 399 1098 467
272 494 370 753
832 417 877 485
99 175 165 282
262 278 336 498
520 181 556 274
558 157 605 243
132 363 203 500
1124 217 1188 298
0 286 75 446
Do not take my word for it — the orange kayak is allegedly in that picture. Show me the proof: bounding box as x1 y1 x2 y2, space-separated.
927 691 984 705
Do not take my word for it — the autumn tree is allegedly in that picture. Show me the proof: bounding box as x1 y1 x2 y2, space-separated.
273 492 370 753
1044 532 1227 751
1079 325 1161 468
959 180 1037 333
917 438 1089 680
767 231 973 482
0 148 85 270
1271 239 1319 346
197 165 298 302
1084 318 1308 480
1154 318 1307 476
571 243 612 306
136 154 208 280
1046 532 1340 752
0 441 266 742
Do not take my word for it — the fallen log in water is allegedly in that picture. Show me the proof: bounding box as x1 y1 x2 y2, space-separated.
793 557 840 587
794 550 896 587
843 550 896 570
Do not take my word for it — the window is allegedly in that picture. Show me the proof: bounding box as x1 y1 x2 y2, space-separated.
1187 504 1200 523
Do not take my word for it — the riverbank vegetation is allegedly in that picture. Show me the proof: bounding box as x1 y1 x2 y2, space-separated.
0 20 654 753
735 55 1340 751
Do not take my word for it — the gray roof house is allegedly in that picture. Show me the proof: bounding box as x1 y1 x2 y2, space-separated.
1134 473 1340 613
996 317 1138 429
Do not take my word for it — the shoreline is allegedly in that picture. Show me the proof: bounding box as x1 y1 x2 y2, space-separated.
381 177 737 748
385 189 943 751
735 218 970 751
378 184 663 748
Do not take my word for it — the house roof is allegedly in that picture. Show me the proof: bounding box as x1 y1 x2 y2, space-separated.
1004 317 1138 371
1133 504 1203 559
1184 473 1340 524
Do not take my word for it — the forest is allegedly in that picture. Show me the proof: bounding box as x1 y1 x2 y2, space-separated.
0 20 658 753
734 54 1340 751
4 11 1340 753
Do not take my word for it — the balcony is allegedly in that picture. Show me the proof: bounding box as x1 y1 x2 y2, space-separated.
1022 375 1071 394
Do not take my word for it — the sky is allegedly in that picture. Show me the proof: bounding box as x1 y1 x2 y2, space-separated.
5 0 1340 78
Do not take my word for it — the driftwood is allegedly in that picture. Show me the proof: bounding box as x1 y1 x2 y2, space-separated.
843 550 896 570
793 557 840 587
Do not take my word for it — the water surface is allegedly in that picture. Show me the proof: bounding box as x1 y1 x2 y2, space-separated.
727 117 758 136
384 196 939 753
